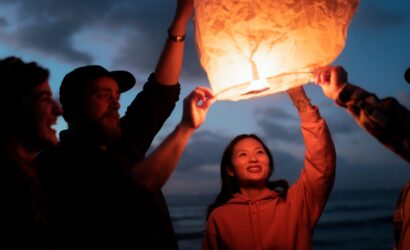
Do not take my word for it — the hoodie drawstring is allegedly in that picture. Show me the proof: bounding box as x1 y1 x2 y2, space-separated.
248 200 264 250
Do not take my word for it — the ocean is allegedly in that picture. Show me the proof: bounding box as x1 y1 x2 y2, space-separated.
165 189 400 250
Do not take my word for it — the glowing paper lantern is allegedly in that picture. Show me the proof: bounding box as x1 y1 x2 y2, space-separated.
194 0 359 101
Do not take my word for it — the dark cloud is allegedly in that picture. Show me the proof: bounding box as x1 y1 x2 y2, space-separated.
14 21 92 63
114 25 206 84
182 37 209 80
355 1 409 31
255 106 296 121
0 0 218 84
177 130 231 172
0 16 7 27
11 0 170 26
0 0 182 66
324 110 361 135
113 32 161 75
257 119 300 142
304 101 362 136
161 130 230 194
269 148 304 184
255 106 301 142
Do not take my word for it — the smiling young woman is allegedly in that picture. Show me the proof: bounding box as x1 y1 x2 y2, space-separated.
203 86 336 250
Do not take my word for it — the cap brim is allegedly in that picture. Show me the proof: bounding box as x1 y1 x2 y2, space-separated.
110 70 136 93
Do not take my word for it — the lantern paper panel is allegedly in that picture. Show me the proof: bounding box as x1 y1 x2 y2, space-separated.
194 0 359 101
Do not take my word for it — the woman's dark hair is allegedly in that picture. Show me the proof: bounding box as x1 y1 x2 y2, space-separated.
0 56 49 136
206 134 289 219
0 56 49 95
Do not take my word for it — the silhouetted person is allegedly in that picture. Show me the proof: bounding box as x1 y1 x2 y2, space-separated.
203 86 336 250
405 67 410 85
316 65 410 250
0 56 62 250
35 0 215 249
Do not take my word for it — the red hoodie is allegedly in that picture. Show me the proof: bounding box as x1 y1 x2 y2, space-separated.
203 107 336 250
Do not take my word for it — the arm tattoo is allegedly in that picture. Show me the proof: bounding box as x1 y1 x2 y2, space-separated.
295 100 308 112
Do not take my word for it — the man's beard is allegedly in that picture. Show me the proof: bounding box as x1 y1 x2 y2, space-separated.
82 113 122 144
98 114 122 142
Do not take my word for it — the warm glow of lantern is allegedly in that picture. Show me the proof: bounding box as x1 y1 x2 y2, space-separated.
194 0 359 101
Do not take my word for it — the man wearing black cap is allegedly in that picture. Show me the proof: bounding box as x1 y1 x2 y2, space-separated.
35 0 214 249
0 56 62 250
316 65 410 250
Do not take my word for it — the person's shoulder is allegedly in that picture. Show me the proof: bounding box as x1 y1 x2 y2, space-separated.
209 202 243 219
208 207 224 222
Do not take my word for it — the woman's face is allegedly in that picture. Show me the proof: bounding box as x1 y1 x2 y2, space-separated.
227 137 271 187
19 81 62 148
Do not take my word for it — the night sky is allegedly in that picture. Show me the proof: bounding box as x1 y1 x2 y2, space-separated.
1 0 409 194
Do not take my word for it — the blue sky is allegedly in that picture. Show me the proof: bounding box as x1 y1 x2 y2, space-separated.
1 0 409 194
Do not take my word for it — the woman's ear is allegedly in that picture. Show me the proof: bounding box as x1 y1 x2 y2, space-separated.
226 166 235 177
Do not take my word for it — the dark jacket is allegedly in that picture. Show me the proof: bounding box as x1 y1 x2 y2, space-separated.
336 83 410 250
336 83 410 163
0 146 51 250
36 75 180 250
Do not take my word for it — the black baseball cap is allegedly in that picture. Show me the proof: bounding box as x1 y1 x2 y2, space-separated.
59 65 135 107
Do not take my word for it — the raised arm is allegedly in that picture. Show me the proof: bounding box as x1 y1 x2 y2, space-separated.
287 86 336 228
155 0 193 85
120 0 194 153
287 86 315 113
132 87 215 191
316 65 410 163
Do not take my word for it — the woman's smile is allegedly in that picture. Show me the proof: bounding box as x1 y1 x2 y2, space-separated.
246 165 262 173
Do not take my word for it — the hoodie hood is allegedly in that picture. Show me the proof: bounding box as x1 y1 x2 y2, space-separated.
227 188 280 205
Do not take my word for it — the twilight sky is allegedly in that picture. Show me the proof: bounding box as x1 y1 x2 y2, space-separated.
1 0 409 194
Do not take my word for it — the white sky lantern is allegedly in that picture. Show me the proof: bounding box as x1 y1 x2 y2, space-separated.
194 0 359 101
